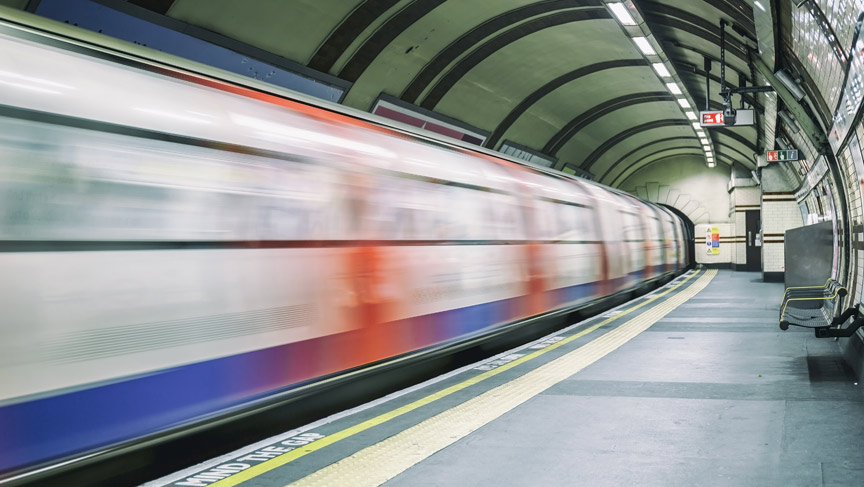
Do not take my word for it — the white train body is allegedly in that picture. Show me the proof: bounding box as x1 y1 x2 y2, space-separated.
0 18 688 475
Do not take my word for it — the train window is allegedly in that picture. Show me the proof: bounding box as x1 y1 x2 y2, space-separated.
483 192 522 241
358 174 405 240
532 199 559 240
0 116 353 242
555 204 577 240
553 203 598 242
446 185 475 241
621 211 643 242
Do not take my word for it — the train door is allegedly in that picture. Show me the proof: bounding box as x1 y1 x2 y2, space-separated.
657 210 677 272
615 193 648 282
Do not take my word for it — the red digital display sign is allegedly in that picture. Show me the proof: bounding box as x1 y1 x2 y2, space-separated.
700 111 724 126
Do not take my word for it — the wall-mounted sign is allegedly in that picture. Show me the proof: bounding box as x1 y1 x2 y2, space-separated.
766 149 799 162
699 110 754 127
711 226 719 255
706 227 720 255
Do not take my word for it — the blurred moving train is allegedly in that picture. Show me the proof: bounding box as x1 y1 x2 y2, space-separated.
0 12 689 479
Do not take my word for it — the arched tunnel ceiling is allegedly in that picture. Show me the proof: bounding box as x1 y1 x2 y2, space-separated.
127 0 764 186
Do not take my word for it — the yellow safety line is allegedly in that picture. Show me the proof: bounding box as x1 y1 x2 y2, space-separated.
203 269 706 487
289 269 717 487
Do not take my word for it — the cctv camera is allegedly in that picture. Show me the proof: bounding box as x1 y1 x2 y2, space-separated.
723 106 737 126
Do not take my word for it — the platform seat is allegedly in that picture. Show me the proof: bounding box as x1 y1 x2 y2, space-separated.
779 279 864 337
781 278 836 302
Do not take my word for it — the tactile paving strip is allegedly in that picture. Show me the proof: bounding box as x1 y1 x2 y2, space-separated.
289 269 717 487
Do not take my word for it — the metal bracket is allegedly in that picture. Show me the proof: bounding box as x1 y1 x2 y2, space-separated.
719 20 731 108
722 86 775 96
815 318 864 338
815 308 864 338
751 53 830 153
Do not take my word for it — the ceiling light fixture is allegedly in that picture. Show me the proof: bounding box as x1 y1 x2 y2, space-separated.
774 69 806 100
666 82 682 95
677 98 691 108
685 111 697 120
692 122 701 130
778 110 801 133
652 62 671 77
608 3 637 25
633 37 656 55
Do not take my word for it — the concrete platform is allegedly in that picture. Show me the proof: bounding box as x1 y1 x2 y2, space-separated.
149 269 864 487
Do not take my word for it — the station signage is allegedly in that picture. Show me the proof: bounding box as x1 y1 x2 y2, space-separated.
766 150 799 162
699 109 754 127
706 226 719 255
700 111 725 126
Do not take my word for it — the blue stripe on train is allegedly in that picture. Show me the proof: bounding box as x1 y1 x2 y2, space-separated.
0 280 601 473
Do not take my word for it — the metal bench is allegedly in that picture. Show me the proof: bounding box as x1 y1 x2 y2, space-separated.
779 279 864 337
782 278 834 301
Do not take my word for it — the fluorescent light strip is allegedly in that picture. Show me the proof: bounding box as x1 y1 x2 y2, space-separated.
609 3 637 25
633 37 655 55
692 122 701 130
685 111 697 120
666 82 682 95
652 62 671 77
677 98 691 108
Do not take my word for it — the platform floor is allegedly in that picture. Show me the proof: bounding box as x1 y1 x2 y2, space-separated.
149 269 864 487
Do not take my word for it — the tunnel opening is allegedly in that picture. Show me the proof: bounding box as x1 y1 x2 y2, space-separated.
660 204 696 269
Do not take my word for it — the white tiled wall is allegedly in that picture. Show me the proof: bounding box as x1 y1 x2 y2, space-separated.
784 0 864 360
814 0 864 57
694 223 733 264
791 3 847 109
762 198 804 273
837 141 862 302
735 187 762 206
763 241 785 273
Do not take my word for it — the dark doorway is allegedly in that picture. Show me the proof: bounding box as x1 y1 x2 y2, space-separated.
745 210 761 271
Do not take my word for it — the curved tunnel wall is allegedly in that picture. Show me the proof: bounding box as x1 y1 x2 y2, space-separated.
742 2 864 375
11 0 864 374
